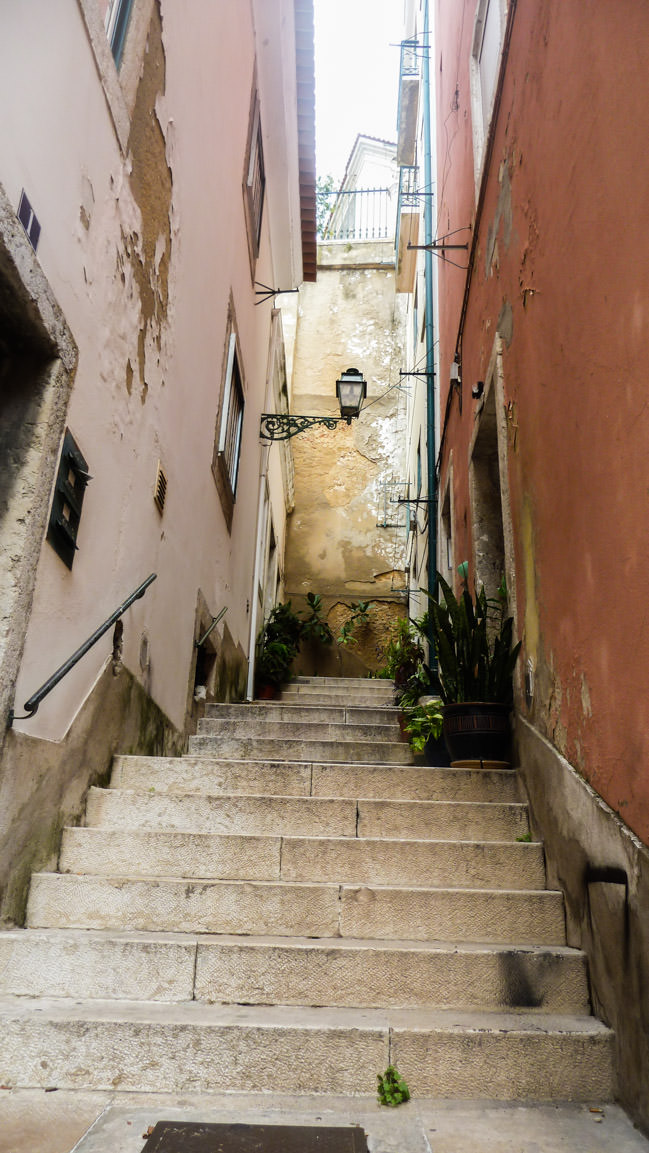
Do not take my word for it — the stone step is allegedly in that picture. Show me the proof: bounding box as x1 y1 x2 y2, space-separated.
83 788 529 842
0 930 590 1013
0 998 613 1099
290 676 395 691
205 703 401 726
279 691 396 707
112 756 521 803
311 763 521 803
196 718 403 743
26 875 566 944
187 735 412 764
59 828 546 889
111 756 314 796
85 788 358 837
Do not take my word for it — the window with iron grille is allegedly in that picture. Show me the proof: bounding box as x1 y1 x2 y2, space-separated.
212 321 245 530
243 90 266 266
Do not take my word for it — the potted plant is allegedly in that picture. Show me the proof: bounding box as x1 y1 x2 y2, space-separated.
255 639 295 697
402 698 444 756
254 601 303 698
377 618 425 687
421 572 522 766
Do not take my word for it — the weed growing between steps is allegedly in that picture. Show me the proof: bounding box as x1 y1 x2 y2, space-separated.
377 1065 411 1106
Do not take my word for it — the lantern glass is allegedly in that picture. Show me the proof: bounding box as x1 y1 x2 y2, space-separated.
336 369 367 421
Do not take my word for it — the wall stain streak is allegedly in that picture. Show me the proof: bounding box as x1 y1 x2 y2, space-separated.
125 0 172 400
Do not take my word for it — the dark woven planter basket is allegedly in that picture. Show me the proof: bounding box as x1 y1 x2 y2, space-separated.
442 701 512 765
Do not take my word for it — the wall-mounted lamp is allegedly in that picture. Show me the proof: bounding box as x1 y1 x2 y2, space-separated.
335 368 367 423
260 368 367 441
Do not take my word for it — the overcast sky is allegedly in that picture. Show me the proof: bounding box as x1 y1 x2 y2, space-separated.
314 0 404 184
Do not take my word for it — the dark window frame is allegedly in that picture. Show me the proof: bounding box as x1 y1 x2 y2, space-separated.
212 313 246 531
242 85 266 270
47 429 91 570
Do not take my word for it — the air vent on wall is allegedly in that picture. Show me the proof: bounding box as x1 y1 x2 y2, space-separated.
153 461 167 514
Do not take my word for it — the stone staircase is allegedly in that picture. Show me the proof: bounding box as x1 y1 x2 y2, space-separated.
0 676 614 1100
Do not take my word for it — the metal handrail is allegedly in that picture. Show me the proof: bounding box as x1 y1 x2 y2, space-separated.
9 573 157 725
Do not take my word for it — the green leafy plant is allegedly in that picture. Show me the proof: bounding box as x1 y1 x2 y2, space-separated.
264 601 303 651
376 618 425 686
337 600 372 646
377 1065 411 1107
316 173 337 237
402 699 444 753
255 639 295 688
300 592 334 646
420 572 521 704
395 661 435 708
255 601 303 690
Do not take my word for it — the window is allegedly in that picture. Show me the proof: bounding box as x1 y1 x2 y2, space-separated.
243 89 266 267
105 0 134 68
47 429 91 570
212 316 246 529
470 0 506 180
17 190 41 252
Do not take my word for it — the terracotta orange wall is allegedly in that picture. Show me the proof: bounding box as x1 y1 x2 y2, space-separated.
435 0 649 844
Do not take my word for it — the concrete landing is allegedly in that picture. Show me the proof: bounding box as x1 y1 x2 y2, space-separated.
0 1090 647 1153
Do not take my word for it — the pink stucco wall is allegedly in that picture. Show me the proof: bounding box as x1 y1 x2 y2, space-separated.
0 0 300 737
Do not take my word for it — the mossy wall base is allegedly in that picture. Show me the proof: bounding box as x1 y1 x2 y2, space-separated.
517 715 649 1133
0 664 182 926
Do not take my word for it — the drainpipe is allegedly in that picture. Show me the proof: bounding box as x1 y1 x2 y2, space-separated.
422 0 438 651
245 442 270 701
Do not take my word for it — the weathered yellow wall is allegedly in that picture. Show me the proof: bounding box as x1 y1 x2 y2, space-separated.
284 242 409 673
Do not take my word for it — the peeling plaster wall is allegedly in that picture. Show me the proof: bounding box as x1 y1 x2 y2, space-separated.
284 242 409 672
0 664 182 926
434 0 649 1127
0 0 301 919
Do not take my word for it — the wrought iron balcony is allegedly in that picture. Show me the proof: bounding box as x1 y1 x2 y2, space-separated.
321 187 396 243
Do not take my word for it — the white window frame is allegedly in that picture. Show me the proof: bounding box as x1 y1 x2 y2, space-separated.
212 309 246 530
470 0 507 189
217 333 244 498
105 0 135 68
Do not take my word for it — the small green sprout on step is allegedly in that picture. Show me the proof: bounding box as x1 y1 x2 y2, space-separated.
377 1065 411 1107
516 832 532 842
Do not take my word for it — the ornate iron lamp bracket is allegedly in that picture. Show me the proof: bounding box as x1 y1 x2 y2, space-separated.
259 413 345 441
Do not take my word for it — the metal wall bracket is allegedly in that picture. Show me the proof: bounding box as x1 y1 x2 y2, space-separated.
259 413 345 441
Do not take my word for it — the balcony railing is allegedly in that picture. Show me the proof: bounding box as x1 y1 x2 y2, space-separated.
395 165 420 264
322 188 396 243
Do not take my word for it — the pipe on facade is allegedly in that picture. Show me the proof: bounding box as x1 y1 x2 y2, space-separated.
245 443 270 701
422 0 438 635
436 0 518 475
